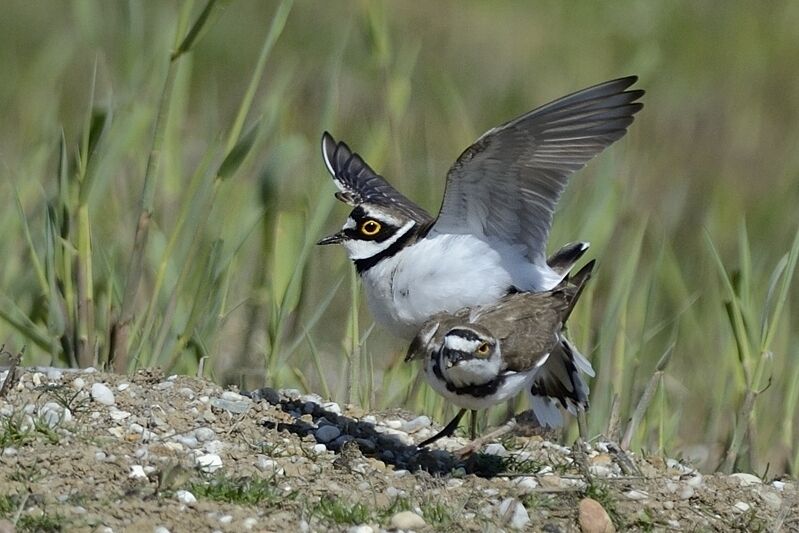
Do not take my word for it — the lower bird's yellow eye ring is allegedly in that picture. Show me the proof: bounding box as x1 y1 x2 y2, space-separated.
360 220 381 236
476 342 490 356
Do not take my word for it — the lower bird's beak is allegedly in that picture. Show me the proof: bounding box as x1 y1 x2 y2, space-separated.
317 232 344 245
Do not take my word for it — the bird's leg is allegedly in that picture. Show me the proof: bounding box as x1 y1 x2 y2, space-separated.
469 410 478 439
455 418 518 458
417 408 467 448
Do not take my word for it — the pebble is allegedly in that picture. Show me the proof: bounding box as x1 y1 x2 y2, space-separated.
154 527 171 533
2 448 17 457
73 377 86 390
390 511 426 530
218 515 233 524
90 383 115 406
484 443 508 457
347 526 373 533
155 381 174 390
400 415 431 433
579 497 616 533
733 501 751 512
117 383 130 391
624 490 649 500
129 465 147 480
321 402 342 415
39 402 72 427
46 368 63 382
679 485 695 500
731 472 762 486
194 427 216 442
196 453 223 473
176 490 197 505
514 477 538 492
498 498 530 530
242 518 258 530
772 481 786 491
179 387 195 399
221 390 249 402
384 419 403 430
109 409 131 421
210 398 250 414
312 444 329 454
315 425 341 443
685 474 704 487
176 435 199 448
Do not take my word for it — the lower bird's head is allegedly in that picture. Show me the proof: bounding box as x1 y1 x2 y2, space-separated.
438 325 502 387
317 205 418 266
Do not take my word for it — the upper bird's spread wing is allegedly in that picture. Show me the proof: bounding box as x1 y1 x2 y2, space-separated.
321 132 432 224
430 76 644 263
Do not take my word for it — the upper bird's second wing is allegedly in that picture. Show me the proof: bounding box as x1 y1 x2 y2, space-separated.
430 76 644 263
321 132 432 224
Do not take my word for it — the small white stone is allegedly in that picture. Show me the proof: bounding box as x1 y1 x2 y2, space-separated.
176 436 199 448
312 444 328 455
242 517 258 530
347 526 373 533
196 453 223 473
624 490 649 500
155 381 174 390
384 419 403 430
2 447 18 457
685 474 704 487
179 388 195 399
514 477 538 492
46 369 63 382
32 372 44 386
39 402 72 427
117 383 130 391
194 427 216 442
163 442 184 453
221 391 250 402
772 481 786 491
731 473 762 486
175 490 196 505
154 527 171 533
321 401 341 415
498 498 530 530
733 501 751 512
667 519 680 528
400 415 431 433
361 415 377 424
484 443 508 457
129 465 148 480
679 485 695 500
109 409 131 421
73 377 86 390
218 515 233 524
83 367 97 373
390 511 426 530
91 383 116 406
300 393 323 404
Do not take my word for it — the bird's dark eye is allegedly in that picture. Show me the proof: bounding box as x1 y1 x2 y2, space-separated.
476 342 491 356
360 220 382 236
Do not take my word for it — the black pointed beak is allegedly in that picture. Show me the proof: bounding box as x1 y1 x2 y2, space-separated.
317 232 344 245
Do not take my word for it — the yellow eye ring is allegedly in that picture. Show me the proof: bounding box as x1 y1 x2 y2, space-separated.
476 342 490 356
360 220 382 236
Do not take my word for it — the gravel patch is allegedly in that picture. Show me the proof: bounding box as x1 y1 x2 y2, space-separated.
0 367 796 532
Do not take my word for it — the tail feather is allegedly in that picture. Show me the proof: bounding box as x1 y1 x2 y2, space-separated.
528 338 592 428
547 241 590 276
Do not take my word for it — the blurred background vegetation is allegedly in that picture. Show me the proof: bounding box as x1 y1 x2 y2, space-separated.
1 1 798 475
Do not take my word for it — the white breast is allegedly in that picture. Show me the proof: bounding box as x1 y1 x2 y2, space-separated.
362 233 562 338
422 358 538 410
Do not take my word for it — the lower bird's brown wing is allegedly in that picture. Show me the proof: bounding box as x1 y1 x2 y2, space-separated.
473 292 569 371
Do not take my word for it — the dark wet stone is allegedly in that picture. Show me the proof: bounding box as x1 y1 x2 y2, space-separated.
329 434 355 452
245 387 281 405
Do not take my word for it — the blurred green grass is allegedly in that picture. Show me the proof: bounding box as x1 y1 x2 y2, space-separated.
1 1 798 475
